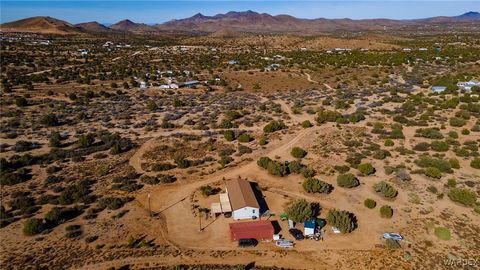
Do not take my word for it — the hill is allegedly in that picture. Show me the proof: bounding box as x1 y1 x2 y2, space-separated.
109 19 157 32
0 16 81 35
75 21 110 32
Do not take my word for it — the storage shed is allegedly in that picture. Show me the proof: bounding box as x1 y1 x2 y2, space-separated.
229 221 274 241
304 220 316 236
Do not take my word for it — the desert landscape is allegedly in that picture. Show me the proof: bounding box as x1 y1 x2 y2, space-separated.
0 7 479 270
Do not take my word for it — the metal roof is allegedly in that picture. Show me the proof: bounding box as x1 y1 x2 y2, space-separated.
225 178 260 210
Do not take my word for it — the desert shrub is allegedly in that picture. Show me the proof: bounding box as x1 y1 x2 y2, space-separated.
334 165 350 173
384 139 394 147
218 156 233 167
58 180 94 205
345 152 365 168
45 206 83 227
380 205 393 218
461 129 470 135
199 185 215 196
448 131 458 139
315 110 343 124
372 149 390 160
85 235 98 243
395 169 411 181
448 188 477 206
300 166 316 178
23 218 45 236
66 230 82 238
237 145 252 155
446 179 456 188
288 160 303 173
98 197 131 210
449 117 466 127
257 156 287 176
415 128 443 139
425 167 442 179
237 134 251 143
151 163 176 171
13 141 38 152
337 173 359 188
357 163 375 175
448 159 460 169
430 141 449 152
413 142 430 151
40 113 59 126
301 120 313 128
174 155 190 169
263 120 286 133
373 181 398 198
291 147 307 159
326 208 357 233
284 199 316 223
0 168 32 185
434 227 451 240
223 130 235 141
427 185 438 194
471 157 480 169
258 136 268 146
77 133 95 148
415 155 452 173
302 178 333 194
364 199 377 209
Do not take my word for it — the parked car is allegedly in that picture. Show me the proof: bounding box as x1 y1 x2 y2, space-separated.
289 228 304 240
238 238 258 247
383 233 403 241
276 239 294 248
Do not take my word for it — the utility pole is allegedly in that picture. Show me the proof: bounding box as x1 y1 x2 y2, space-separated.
148 193 152 218
198 209 202 232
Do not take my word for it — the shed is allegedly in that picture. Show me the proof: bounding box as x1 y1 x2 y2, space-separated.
229 220 274 241
304 220 316 236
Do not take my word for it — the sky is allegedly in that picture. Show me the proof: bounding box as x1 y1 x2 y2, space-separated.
1 1 479 24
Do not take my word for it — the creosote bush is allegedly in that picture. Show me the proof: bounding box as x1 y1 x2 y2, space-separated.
291 147 307 159
326 208 357 233
337 173 359 188
364 198 377 209
373 181 398 198
380 205 393 218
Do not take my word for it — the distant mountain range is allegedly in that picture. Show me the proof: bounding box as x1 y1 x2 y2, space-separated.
1 10 479 35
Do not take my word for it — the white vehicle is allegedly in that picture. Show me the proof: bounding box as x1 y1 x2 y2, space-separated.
276 240 294 248
383 233 403 241
332 227 341 234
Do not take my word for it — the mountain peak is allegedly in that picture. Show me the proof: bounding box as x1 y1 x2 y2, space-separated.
458 11 480 18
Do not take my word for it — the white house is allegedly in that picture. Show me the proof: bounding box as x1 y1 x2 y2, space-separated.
226 178 260 220
159 83 179 89
432 86 447 93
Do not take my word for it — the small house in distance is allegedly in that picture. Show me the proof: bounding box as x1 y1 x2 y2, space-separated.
226 178 260 220
179 80 200 88
432 86 447 93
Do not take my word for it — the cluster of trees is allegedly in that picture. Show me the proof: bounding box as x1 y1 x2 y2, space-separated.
315 110 365 125
257 157 314 178
284 199 318 223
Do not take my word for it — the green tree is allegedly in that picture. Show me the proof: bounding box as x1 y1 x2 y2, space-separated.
326 209 357 233
23 218 45 236
448 188 477 206
364 199 376 209
223 130 235 141
373 181 398 198
358 163 375 175
284 199 315 223
302 178 332 194
380 205 393 218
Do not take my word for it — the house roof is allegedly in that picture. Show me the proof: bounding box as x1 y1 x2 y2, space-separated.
226 178 260 210
229 220 274 240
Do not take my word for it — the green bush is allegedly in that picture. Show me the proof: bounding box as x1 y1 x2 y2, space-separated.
326 208 357 233
23 218 45 236
291 147 307 159
471 157 480 169
373 181 398 198
380 205 393 218
284 199 315 223
77 133 95 148
448 188 477 206
301 120 313 128
334 165 350 173
263 120 287 133
364 199 377 209
337 173 359 188
430 141 449 152
358 163 375 175
302 178 333 194
415 155 452 173
237 134 251 143
446 179 456 188
384 139 394 147
98 197 131 210
425 167 442 179
199 185 215 196
449 117 466 127
434 227 451 240
223 130 235 141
